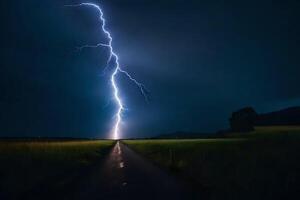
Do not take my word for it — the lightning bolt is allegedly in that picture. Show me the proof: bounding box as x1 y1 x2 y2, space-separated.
65 3 148 139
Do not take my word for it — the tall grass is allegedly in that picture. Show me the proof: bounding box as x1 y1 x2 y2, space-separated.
123 127 300 200
0 140 114 163
0 140 115 199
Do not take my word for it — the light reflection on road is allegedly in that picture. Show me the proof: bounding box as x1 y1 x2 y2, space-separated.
116 141 122 155
113 141 126 185
71 140 194 200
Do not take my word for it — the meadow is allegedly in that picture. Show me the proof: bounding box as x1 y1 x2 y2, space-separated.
0 140 115 199
123 126 300 200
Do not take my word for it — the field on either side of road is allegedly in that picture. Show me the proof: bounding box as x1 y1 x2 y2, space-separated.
123 126 300 200
0 140 115 199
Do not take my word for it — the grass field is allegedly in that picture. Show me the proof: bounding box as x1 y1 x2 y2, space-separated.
123 126 300 200
0 140 115 199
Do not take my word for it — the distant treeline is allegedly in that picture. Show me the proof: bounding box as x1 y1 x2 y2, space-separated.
153 131 214 139
155 106 300 139
0 137 109 141
230 106 300 132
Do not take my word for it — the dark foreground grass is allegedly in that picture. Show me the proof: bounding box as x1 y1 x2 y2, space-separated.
123 126 300 200
0 140 115 199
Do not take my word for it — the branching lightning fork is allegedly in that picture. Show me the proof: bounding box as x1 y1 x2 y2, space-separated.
65 2 148 139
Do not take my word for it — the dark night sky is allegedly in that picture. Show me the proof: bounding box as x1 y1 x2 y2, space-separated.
0 0 299 138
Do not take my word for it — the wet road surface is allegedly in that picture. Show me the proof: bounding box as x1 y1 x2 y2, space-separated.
73 141 200 200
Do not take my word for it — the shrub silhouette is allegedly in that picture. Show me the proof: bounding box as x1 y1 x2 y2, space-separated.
230 107 258 132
